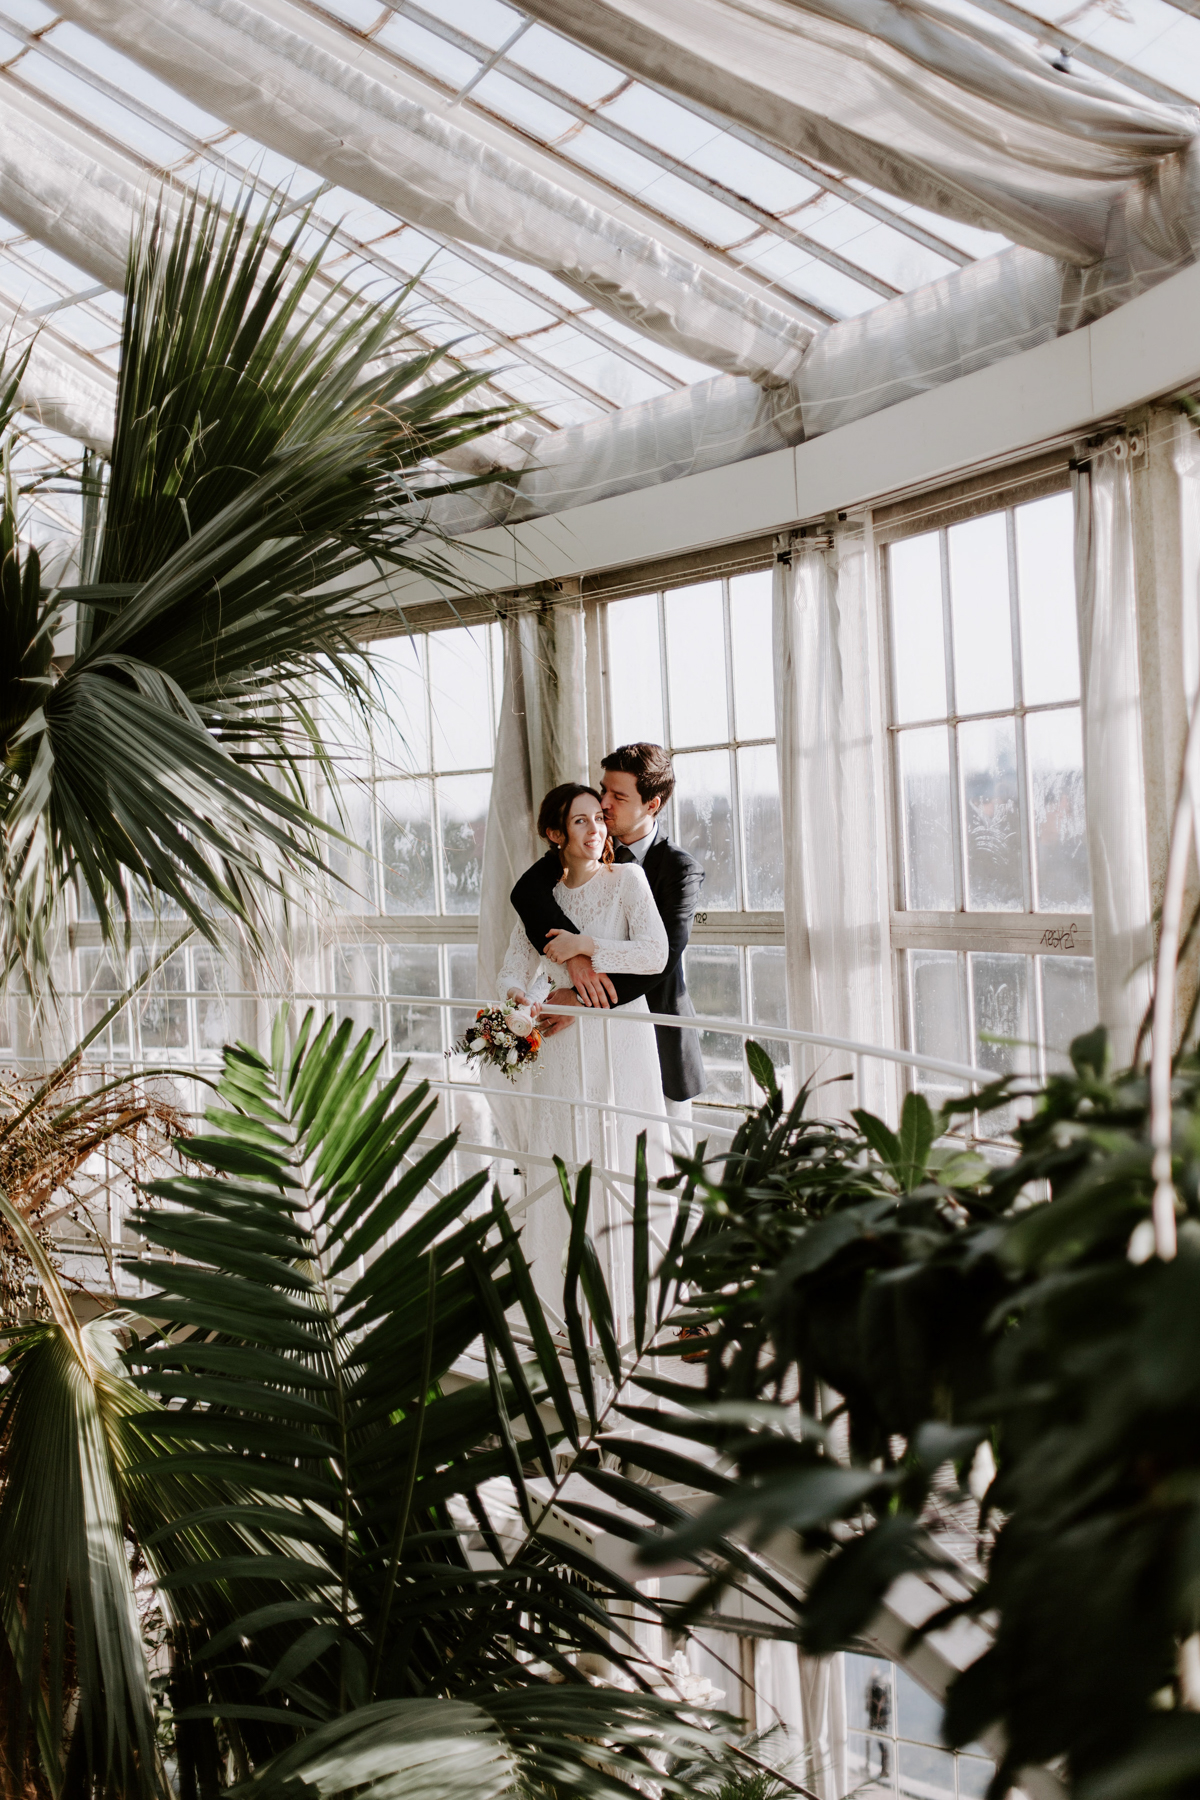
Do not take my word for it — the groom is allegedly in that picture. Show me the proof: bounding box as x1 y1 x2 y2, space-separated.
509 742 706 1127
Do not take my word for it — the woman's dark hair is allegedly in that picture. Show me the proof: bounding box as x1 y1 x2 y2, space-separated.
537 784 613 864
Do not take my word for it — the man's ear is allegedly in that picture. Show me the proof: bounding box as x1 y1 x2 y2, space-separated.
646 795 662 816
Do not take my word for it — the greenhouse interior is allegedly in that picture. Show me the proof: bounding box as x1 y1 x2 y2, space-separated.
1 0 1200 1797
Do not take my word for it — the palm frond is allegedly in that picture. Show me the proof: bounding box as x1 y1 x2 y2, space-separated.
116 1008 739 1797
0 190 517 972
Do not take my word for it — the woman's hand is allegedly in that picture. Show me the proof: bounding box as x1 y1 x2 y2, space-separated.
506 990 541 1018
544 929 595 965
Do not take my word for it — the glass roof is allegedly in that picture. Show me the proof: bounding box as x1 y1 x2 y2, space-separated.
0 0 1194 542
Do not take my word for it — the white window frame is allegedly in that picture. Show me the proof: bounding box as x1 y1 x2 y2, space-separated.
874 464 1096 1092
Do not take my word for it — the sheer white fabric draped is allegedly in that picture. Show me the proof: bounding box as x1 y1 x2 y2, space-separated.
47 0 814 385
516 0 1197 262
1073 439 1154 1066
476 602 588 1171
772 527 892 1118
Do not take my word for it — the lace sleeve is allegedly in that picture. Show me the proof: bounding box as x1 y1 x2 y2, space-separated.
496 919 550 1003
589 866 669 975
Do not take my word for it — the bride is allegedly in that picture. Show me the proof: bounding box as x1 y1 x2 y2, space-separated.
490 783 671 1302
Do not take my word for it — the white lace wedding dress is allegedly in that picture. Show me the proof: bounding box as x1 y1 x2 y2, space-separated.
490 862 671 1308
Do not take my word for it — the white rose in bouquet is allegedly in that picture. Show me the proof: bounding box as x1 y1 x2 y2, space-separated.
506 1048 519 1065
507 1009 536 1037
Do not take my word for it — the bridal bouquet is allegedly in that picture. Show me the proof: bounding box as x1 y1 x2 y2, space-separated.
451 1002 542 1081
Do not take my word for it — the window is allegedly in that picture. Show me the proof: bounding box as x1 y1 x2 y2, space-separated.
322 621 505 1186
77 942 236 1067
323 623 503 920
601 571 788 1103
883 491 1098 1116
844 1652 993 1800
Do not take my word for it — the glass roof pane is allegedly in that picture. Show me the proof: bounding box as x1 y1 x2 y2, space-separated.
17 52 187 163
797 197 960 288
0 264 60 310
318 0 386 26
48 21 226 133
560 130 755 246
0 231 92 293
376 13 480 87
736 237 884 316
432 0 523 49
598 83 726 164
684 132 823 219
472 67 577 140
505 21 624 106
846 186 1013 261
45 303 120 351
0 23 23 56
0 0 54 28
993 0 1200 103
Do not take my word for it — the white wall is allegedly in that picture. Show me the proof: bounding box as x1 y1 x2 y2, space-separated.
386 259 1200 605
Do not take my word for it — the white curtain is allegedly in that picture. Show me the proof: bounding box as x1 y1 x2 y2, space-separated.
1073 439 1155 1066
7 78 1200 529
476 600 588 1175
47 0 813 386
515 0 1197 263
477 600 588 1006
773 527 891 1118
1175 411 1200 713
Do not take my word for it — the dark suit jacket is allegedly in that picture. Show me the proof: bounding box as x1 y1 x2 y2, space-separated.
510 831 706 1102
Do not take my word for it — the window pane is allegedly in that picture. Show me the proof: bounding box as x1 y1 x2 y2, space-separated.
607 593 664 747
665 581 728 747
334 941 382 1040
1026 707 1090 911
684 945 743 1100
379 778 436 914
908 950 966 1096
428 626 494 772
193 947 232 1053
960 716 1023 910
730 569 774 738
889 533 946 724
896 1669 943 1746
898 726 955 911
970 951 1034 1090
957 1757 994 1800
1016 491 1079 705
1041 955 1098 1073
673 749 736 908
738 743 783 909
386 943 442 1066
321 677 372 780
326 777 376 914
138 950 188 1050
898 1741 955 1800
373 632 429 774
438 774 490 913
948 512 1014 716
79 949 130 1057
447 943 480 1049
748 945 790 1072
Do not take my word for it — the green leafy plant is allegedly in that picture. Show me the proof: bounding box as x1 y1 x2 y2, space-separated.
0 1008 742 1800
1 190 514 975
635 1033 1200 1800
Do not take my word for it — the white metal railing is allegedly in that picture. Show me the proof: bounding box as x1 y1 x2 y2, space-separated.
43 987 998 1276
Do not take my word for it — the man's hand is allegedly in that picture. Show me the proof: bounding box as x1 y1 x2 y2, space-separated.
540 989 582 1037
565 954 617 1009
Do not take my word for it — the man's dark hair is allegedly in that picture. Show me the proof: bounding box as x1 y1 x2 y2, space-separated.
601 742 675 807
